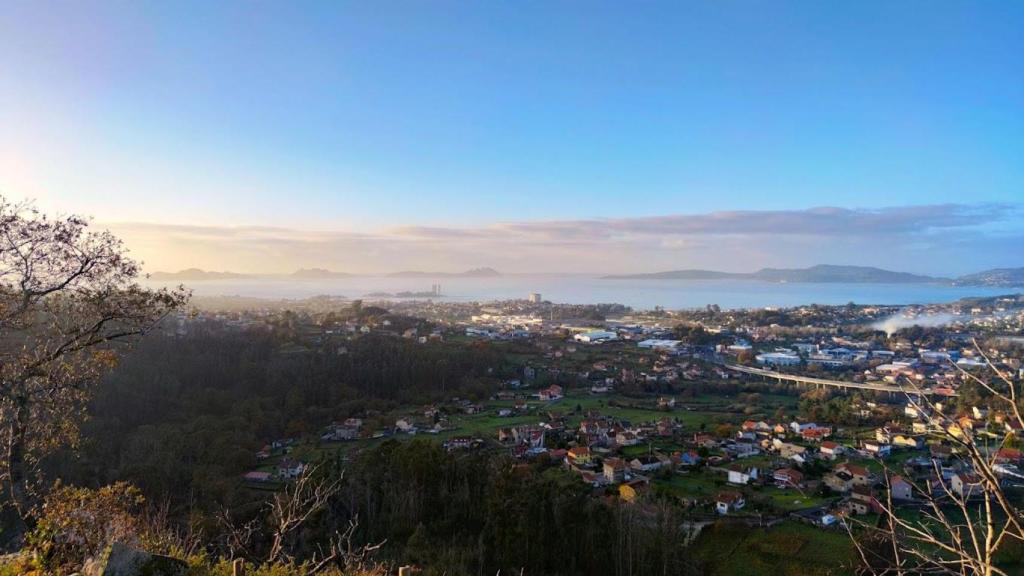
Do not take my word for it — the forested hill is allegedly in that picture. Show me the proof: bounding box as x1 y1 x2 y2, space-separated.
954 267 1024 287
605 264 944 283
41 327 698 575
752 264 942 283
388 267 501 278
54 327 505 507
148 268 255 280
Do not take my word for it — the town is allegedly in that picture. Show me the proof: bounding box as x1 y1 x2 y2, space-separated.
182 291 1024 568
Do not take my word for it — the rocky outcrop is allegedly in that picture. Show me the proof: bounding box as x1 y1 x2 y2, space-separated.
83 542 188 576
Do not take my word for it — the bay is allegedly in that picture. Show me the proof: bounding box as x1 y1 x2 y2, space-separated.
142 276 1015 310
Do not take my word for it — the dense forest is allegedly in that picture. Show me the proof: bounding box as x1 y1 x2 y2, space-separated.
32 327 694 575
47 326 501 506
336 440 691 575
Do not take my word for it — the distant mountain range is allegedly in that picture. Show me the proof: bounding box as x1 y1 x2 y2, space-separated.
388 267 502 278
290 268 353 279
605 264 1024 287
148 267 502 281
148 268 255 281
754 265 944 284
148 265 1022 287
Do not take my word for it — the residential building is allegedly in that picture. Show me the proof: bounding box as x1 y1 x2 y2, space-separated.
567 446 592 466
727 465 759 485
951 472 983 499
539 384 564 401
825 462 873 492
574 330 618 343
619 479 648 503
603 457 627 484
773 468 805 488
756 352 801 367
276 458 306 480
715 491 746 514
890 475 913 501
616 431 640 446
790 421 818 434
820 441 844 460
243 471 272 483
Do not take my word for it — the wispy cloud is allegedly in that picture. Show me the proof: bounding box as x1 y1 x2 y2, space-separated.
397 204 1013 242
104 203 1022 275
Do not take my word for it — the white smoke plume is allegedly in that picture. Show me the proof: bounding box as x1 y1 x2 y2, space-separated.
872 312 959 336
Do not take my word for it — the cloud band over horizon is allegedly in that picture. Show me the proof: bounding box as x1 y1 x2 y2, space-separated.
101 203 1023 277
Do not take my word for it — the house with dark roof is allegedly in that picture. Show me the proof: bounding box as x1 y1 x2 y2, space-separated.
715 491 745 514
773 468 805 488
890 475 913 501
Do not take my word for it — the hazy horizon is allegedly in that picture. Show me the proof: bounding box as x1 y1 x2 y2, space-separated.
134 253 1015 279
100 203 1019 276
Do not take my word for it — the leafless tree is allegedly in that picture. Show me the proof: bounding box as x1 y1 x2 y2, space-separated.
0 197 189 528
307 517 387 575
266 464 343 564
848 340 1024 575
218 508 261 561
219 465 388 574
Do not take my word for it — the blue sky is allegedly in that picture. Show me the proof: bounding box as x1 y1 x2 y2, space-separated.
0 2 1021 273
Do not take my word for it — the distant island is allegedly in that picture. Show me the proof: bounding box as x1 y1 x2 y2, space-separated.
149 268 352 280
388 267 501 278
364 290 444 298
953 267 1024 288
605 264 1024 286
753 265 944 284
290 268 352 279
148 268 254 281
605 269 741 280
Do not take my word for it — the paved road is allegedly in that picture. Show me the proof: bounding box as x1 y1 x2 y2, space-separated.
723 363 956 397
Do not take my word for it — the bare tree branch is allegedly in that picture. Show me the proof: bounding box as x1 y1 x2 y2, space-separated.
0 196 189 525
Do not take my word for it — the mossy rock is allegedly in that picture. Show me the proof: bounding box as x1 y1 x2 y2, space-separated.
95 542 188 576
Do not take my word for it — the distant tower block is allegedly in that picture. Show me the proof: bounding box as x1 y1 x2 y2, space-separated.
529 292 542 303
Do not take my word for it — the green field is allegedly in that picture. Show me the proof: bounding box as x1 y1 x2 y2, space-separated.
557 392 729 427
655 472 726 500
759 486 832 511
691 521 856 575
416 390 737 444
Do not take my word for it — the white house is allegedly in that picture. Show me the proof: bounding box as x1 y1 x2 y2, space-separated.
756 352 802 367
790 421 818 434
276 459 306 480
715 491 745 514
574 330 618 343
638 339 682 351
616 431 640 446
951 472 983 499
957 358 988 370
727 465 759 485
863 441 892 458
820 441 844 460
